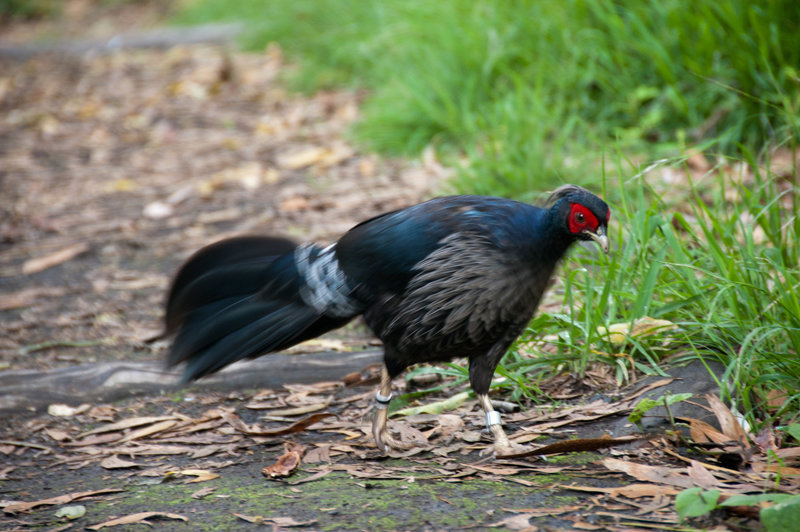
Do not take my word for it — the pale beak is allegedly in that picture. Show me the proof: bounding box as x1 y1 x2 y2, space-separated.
584 226 609 254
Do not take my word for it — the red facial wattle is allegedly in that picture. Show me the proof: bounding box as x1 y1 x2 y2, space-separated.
568 203 600 234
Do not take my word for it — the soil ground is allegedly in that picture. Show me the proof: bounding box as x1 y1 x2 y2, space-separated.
0 3 780 531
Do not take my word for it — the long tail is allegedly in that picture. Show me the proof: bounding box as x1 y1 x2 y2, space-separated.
164 236 360 382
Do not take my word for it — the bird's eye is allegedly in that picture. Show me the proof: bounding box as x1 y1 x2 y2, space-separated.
575 212 585 224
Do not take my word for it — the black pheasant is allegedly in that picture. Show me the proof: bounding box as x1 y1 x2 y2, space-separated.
163 185 610 455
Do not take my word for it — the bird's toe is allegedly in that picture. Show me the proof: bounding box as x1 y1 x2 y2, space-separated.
494 442 530 457
488 440 528 458
375 429 415 452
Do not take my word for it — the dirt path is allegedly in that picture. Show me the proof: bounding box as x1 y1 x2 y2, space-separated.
0 33 444 376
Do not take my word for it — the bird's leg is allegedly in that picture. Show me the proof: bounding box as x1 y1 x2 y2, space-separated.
371 367 411 452
477 393 524 457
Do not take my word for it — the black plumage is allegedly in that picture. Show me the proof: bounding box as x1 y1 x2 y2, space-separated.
164 185 610 454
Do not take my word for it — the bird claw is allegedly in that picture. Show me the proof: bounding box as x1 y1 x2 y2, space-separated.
491 440 529 457
375 429 415 453
479 420 527 457
372 404 415 453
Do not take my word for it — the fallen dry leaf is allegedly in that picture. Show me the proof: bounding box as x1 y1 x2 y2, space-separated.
621 378 676 403
752 462 800 477
275 143 352 171
118 419 178 442
197 162 265 197
601 457 695 488
776 447 800 460
78 416 178 438
753 427 778 454
425 414 465 442
277 146 328 169
303 445 333 464
222 411 334 436
62 432 123 447
680 416 731 444
100 455 142 469
686 149 711 172
465 463 521 476
22 242 90 275
179 469 220 483
87 405 117 422
234 513 317 527
263 442 306 478
0 286 66 310
706 394 751 448
766 389 792 411
501 505 580 517
3 488 123 514
288 469 332 485
687 459 720 489
87 511 188 530
0 440 52 455
597 316 677 345
266 402 332 417
48 403 90 417
283 382 344 395
43 428 71 442
279 196 310 212
570 521 603 530
563 483 681 498
479 513 536 530
191 486 216 499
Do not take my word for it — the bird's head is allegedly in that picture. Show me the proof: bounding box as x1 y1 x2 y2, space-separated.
546 185 610 254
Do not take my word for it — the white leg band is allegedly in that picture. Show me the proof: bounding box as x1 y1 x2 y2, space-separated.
375 391 393 409
486 411 502 427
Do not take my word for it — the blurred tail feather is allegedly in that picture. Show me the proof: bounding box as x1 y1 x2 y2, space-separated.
164 236 355 382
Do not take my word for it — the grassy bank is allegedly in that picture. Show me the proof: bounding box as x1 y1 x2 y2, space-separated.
177 0 799 195
176 0 800 427
517 157 799 421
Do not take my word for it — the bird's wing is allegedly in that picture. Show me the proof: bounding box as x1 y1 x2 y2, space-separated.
335 196 532 295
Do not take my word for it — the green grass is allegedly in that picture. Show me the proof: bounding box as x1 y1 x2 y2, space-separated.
177 0 800 195
175 0 800 430
509 153 800 422
0 0 58 18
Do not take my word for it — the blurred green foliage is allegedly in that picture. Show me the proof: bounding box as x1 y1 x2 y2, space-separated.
0 0 58 19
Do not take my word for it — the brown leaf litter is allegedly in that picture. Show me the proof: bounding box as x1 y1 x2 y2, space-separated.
0 41 443 374
2 6 798 530
3 363 798 531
